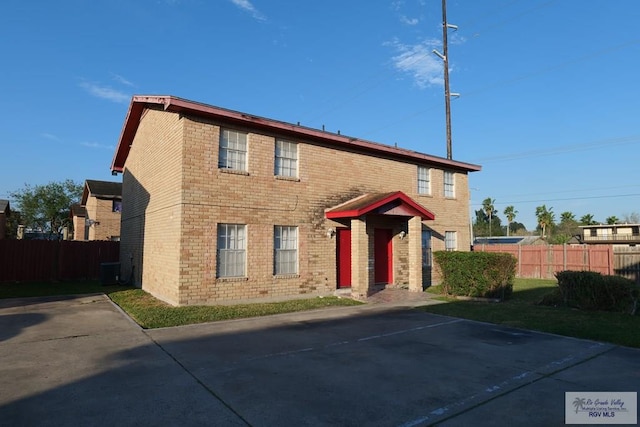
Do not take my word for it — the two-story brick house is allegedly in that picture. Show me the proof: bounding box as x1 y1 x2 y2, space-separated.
71 180 122 241
110 95 481 306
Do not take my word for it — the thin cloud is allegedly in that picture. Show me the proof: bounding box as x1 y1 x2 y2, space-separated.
386 38 444 88
41 133 60 141
391 1 404 11
400 15 419 25
79 81 129 103
111 73 135 87
230 0 266 21
81 142 114 150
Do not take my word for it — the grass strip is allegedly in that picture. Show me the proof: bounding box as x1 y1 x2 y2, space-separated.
107 289 362 328
423 278 640 348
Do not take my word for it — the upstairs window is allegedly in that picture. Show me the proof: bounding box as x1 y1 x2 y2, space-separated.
444 171 455 198
112 200 122 213
275 140 298 178
219 129 247 171
417 166 430 195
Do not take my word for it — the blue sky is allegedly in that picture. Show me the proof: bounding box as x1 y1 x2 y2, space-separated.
1 0 639 230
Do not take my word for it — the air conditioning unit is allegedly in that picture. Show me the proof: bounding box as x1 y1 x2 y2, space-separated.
100 262 121 286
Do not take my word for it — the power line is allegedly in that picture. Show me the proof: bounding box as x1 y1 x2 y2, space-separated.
475 193 640 207
462 0 557 39
491 184 640 200
304 0 560 129
462 38 640 99
364 36 640 140
472 134 640 163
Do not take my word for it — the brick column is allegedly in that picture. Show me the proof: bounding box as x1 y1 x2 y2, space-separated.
408 216 423 292
350 217 369 300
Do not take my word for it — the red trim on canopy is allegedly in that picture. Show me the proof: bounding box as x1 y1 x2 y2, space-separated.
325 191 435 220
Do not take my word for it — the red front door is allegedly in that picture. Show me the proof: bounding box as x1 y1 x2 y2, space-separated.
374 228 393 284
337 229 352 288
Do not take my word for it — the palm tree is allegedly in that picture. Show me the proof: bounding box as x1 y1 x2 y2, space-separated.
560 211 575 224
503 205 517 236
482 197 496 237
580 214 597 225
606 216 619 225
535 205 555 238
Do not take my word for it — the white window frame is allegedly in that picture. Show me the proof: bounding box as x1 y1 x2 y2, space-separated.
418 166 430 195
445 231 457 251
219 129 248 171
217 223 246 277
274 225 298 275
444 171 455 198
275 139 298 178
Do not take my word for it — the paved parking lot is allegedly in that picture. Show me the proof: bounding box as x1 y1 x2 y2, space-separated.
1 294 638 426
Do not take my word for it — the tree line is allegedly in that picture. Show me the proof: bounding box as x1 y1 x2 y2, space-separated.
4 179 83 239
473 197 640 244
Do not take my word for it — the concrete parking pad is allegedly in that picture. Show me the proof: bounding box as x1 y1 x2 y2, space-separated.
0 295 245 426
1 294 639 426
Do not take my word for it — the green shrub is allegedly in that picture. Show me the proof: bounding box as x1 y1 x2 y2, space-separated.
433 251 516 300
538 289 563 307
554 270 639 314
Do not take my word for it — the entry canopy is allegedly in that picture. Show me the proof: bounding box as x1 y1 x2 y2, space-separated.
325 191 435 220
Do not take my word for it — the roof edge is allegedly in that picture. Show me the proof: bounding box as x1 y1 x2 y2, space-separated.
111 95 482 174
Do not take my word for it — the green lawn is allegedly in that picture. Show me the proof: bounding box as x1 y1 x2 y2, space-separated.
107 289 362 328
2 279 639 347
423 278 640 348
0 280 362 329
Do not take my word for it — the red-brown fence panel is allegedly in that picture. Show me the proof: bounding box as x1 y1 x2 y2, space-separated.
474 244 615 280
0 240 119 282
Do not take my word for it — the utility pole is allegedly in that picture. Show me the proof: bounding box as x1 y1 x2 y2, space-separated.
432 0 457 160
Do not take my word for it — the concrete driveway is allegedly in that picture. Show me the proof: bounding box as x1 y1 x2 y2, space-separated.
0 294 638 426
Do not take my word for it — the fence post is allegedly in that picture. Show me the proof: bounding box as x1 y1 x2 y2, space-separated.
518 245 522 277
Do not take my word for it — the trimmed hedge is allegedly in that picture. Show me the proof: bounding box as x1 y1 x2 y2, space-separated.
433 251 516 300
551 270 639 314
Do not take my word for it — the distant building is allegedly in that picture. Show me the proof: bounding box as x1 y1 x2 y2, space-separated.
71 180 122 241
0 199 10 239
580 224 640 247
473 235 545 246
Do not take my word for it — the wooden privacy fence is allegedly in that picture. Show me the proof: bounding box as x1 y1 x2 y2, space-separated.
613 246 640 284
0 240 119 283
474 244 615 280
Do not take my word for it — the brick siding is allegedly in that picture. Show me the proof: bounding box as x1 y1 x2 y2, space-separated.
121 108 474 305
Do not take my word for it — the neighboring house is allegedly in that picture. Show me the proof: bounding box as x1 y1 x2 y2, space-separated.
474 236 545 246
71 180 122 241
70 204 87 239
110 95 481 306
0 199 9 239
580 224 640 247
